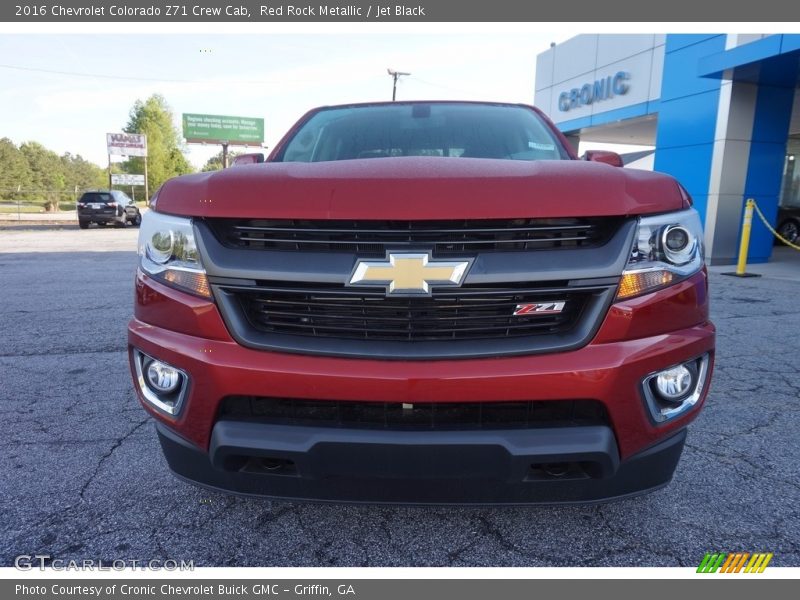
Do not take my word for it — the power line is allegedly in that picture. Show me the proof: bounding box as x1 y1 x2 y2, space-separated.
0 63 195 83
0 62 339 87
411 76 482 96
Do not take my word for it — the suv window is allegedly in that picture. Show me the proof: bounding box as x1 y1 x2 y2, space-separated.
275 103 569 163
80 192 113 203
114 191 132 205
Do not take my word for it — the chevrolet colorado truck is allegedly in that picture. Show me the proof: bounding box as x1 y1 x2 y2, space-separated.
128 101 715 504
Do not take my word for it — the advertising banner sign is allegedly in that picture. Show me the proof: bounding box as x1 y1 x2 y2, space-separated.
111 173 146 186
182 113 264 145
106 133 148 157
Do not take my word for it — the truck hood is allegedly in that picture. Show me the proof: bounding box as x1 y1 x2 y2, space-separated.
154 157 685 220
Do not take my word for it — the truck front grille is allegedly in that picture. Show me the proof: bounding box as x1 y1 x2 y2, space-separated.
208 217 620 255
199 217 631 358
230 283 590 342
219 396 609 431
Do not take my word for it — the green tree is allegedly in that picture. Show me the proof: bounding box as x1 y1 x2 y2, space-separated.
0 138 33 200
19 141 66 208
201 149 241 172
60 152 106 192
122 94 193 196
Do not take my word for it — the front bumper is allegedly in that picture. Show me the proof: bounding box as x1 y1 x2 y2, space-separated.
157 420 687 505
79 213 122 223
129 269 714 504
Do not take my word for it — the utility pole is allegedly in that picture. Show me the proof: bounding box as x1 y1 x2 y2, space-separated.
387 68 410 101
144 154 149 205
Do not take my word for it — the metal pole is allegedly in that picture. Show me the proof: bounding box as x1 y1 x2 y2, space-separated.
144 156 149 206
222 143 229 168
722 198 761 278
108 153 112 189
735 199 755 276
387 69 410 101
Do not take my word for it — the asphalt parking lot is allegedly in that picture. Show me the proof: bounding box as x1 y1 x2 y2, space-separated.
1 224 799 567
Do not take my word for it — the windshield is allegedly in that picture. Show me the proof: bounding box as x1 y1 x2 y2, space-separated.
80 193 113 203
274 103 570 163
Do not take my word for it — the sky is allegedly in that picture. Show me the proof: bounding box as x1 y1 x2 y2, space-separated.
0 33 575 170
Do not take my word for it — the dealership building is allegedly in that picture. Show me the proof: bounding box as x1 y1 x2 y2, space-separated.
535 34 800 264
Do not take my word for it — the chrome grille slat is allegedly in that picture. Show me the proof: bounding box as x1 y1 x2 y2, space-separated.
233 235 593 245
208 217 620 255
231 224 593 234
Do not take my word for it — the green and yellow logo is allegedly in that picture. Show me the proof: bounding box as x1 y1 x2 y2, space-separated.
697 552 773 573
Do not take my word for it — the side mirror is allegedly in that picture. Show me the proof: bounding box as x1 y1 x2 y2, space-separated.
231 153 265 167
582 150 623 167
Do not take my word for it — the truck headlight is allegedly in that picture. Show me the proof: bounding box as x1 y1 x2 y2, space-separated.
138 211 211 298
617 208 703 300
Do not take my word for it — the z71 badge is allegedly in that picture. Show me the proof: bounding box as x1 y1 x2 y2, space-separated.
513 301 566 316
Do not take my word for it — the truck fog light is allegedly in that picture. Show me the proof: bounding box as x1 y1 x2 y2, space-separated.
655 365 693 402
146 360 182 394
642 354 710 424
132 350 188 417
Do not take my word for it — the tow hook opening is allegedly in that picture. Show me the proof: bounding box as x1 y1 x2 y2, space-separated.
528 461 592 481
231 455 298 476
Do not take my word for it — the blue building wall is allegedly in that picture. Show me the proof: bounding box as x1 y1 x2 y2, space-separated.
696 36 800 263
555 100 660 134
741 80 795 262
553 34 800 264
653 35 727 227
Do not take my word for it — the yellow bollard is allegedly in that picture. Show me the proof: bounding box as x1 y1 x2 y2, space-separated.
723 198 761 278
735 199 755 275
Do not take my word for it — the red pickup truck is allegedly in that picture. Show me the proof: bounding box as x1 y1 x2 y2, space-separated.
128 101 714 504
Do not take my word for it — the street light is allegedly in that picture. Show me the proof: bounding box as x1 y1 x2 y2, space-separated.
387 68 411 101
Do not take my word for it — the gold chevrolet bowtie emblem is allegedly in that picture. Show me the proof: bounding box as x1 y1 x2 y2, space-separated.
348 252 472 295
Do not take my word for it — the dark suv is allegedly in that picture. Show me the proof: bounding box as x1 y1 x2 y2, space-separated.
77 190 141 229
777 205 800 244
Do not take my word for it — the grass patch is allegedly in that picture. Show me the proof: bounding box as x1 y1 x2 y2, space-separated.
0 203 77 213
0 205 46 213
